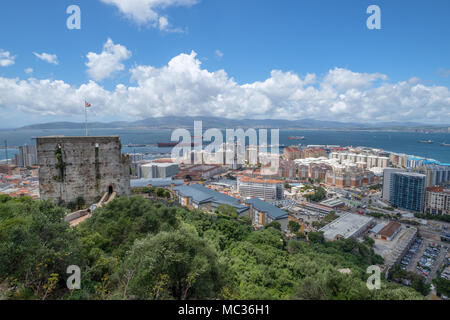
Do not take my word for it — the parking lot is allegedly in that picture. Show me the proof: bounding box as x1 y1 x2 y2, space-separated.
402 237 423 272
403 238 449 283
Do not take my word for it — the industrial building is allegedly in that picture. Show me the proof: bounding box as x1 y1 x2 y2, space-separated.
319 198 346 210
319 212 375 241
374 221 402 241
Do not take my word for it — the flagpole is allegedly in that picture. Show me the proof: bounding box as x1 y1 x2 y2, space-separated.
84 100 88 136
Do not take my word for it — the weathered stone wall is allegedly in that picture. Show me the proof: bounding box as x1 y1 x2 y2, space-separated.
37 136 130 205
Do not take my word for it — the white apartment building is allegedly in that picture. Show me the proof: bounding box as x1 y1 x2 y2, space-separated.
237 176 284 201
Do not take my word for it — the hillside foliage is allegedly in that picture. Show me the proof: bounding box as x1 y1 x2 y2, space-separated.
0 195 424 300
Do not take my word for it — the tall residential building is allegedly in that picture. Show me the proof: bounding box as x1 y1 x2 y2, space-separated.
382 168 406 202
389 172 426 212
237 176 284 201
283 147 302 160
424 187 450 215
329 152 390 169
413 163 450 187
14 145 37 167
325 168 375 188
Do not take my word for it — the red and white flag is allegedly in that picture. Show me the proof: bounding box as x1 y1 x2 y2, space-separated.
85 101 91 108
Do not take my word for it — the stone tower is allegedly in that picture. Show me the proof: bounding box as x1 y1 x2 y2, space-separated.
37 136 130 205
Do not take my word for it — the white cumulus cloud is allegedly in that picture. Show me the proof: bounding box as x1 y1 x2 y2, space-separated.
85 38 132 82
33 52 59 65
0 50 16 67
100 0 198 29
0 51 449 125
215 50 224 60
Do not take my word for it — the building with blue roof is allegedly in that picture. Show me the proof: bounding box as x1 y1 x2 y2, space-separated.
173 184 249 214
245 197 289 231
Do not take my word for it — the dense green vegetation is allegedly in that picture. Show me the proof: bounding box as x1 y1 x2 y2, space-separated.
312 212 339 229
389 265 431 296
433 278 450 297
414 212 450 223
305 186 327 202
0 195 424 300
369 184 382 191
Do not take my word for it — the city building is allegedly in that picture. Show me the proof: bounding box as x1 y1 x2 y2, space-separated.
374 221 402 241
424 187 450 215
278 159 297 178
303 148 327 159
175 164 227 181
382 168 406 202
130 178 185 189
325 168 375 188
389 153 409 168
14 145 38 167
245 197 289 230
389 172 426 212
283 147 302 160
173 184 249 214
141 162 179 179
373 226 418 267
300 201 336 215
319 212 375 241
237 176 284 201
329 152 390 169
319 198 346 210
36 136 131 205
413 162 450 187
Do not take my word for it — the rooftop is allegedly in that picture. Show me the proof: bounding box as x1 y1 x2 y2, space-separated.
377 221 401 239
245 198 289 220
174 184 248 213
319 213 374 240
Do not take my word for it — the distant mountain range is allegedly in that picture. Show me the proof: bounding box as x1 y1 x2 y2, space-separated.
18 116 449 131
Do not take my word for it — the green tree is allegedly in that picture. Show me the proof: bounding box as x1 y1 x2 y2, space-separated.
118 226 223 300
264 221 282 231
215 204 238 219
308 232 325 244
288 221 301 234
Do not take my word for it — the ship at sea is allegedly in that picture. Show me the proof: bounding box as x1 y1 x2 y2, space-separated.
288 136 306 140
441 142 450 147
418 140 434 144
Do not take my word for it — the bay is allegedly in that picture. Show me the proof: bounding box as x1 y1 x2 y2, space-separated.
0 128 449 163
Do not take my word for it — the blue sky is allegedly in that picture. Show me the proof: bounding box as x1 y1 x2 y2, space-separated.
0 0 449 127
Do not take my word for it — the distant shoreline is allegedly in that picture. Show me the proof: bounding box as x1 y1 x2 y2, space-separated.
2 127 448 134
